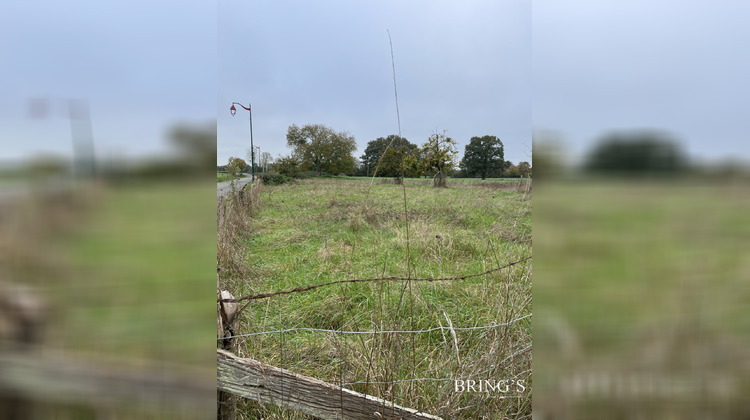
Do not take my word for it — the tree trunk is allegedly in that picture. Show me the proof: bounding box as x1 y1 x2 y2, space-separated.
433 170 447 188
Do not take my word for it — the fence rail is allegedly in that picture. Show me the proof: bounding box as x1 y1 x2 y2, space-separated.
0 350 214 417
218 349 443 420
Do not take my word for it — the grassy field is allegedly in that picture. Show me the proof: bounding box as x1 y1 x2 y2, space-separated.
271 175 530 183
533 180 750 418
217 172 236 182
219 177 532 419
45 180 216 366
447 177 531 183
0 179 216 417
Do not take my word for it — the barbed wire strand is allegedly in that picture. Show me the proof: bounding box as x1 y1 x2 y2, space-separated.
220 255 531 304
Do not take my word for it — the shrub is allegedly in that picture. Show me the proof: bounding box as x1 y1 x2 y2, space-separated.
259 173 293 185
273 155 301 178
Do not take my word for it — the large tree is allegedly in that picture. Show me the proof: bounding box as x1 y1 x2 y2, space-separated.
360 135 418 177
286 124 357 175
462 135 505 180
532 131 565 180
517 161 532 177
273 155 300 177
583 131 687 174
420 130 458 187
226 157 247 178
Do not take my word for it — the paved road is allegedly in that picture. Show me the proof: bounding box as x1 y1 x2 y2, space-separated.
217 177 252 198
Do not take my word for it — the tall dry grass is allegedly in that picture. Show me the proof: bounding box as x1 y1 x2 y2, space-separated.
217 179 264 355
218 179 262 285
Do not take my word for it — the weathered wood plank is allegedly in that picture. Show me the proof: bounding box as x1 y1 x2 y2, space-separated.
0 351 214 417
217 349 443 420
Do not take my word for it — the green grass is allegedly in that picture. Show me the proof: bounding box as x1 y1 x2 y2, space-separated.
220 177 532 418
217 172 236 182
533 180 750 417
310 175 529 183
535 181 750 349
49 180 216 366
0 179 215 418
448 177 531 182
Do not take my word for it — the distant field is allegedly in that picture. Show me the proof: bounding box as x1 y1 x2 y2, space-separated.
448 177 530 182
535 181 749 349
271 175 532 188
221 177 532 418
217 172 236 182
533 180 750 417
48 180 216 365
304 175 529 182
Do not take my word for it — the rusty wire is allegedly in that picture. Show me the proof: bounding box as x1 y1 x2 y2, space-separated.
219 255 531 304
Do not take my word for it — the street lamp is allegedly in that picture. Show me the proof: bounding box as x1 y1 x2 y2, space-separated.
254 145 261 173
230 102 254 180
28 97 96 179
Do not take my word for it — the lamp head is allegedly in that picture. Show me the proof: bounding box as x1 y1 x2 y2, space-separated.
230 104 237 116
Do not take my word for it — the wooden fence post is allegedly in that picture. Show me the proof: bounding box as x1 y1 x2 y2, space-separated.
217 280 238 419
0 281 47 418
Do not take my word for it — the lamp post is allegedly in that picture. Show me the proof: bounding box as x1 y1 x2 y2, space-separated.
230 102 254 180
28 97 96 179
254 145 261 173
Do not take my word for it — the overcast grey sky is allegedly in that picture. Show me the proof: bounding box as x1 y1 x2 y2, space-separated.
533 1 750 164
218 0 532 167
1 1 216 162
3 2 746 167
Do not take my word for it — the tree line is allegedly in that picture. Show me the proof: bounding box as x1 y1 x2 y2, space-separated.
532 129 696 180
222 123 532 181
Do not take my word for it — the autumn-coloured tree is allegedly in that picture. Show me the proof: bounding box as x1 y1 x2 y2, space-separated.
420 130 458 187
286 124 356 175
